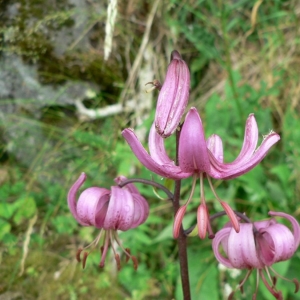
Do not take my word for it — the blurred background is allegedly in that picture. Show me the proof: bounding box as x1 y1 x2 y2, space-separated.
1 0 300 299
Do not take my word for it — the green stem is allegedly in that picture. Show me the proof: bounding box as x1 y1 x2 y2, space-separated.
118 178 174 201
174 128 191 300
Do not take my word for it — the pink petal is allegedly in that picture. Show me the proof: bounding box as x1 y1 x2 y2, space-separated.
208 131 280 179
206 134 223 163
131 193 149 227
228 114 259 165
227 224 263 269
178 108 210 173
212 227 233 268
149 123 175 165
257 224 295 265
269 211 300 248
67 173 87 222
122 128 192 179
77 187 110 227
114 176 149 227
207 114 258 167
104 186 134 231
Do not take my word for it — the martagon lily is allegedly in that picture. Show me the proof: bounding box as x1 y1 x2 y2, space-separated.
122 107 280 237
67 173 149 270
212 211 300 299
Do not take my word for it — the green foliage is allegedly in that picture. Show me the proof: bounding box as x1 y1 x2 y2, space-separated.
1 0 300 299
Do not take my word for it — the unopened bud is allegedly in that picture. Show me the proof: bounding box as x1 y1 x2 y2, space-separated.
155 50 190 138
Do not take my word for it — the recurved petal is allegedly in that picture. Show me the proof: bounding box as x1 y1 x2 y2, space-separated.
208 131 280 179
207 115 258 167
149 123 174 165
212 227 233 268
76 187 110 227
178 108 210 173
114 176 149 227
122 128 192 179
207 134 223 163
104 186 134 231
257 224 295 265
131 193 149 227
269 211 300 249
67 173 87 223
229 114 259 165
227 224 263 269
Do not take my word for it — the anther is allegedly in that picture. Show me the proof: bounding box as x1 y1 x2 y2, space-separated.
293 278 300 293
82 252 88 269
76 248 83 262
132 256 138 270
115 254 121 271
125 248 131 263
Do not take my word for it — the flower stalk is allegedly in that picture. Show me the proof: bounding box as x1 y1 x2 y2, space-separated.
174 128 191 300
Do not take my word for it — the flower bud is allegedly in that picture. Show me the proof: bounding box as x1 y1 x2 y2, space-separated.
155 50 190 138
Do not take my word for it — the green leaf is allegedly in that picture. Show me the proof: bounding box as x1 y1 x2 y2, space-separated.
13 196 37 225
51 215 77 234
0 219 12 240
0 202 16 219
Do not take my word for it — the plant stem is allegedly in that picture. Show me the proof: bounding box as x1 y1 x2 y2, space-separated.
118 178 174 201
174 128 191 300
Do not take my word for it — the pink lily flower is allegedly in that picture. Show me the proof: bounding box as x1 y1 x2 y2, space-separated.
123 107 280 237
212 211 300 299
123 107 280 180
155 50 190 138
67 173 149 270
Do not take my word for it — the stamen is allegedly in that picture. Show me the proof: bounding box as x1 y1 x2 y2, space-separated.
82 252 88 269
109 230 118 256
125 248 131 263
207 176 240 232
185 174 198 207
82 229 104 251
260 269 281 299
99 231 110 268
113 231 132 257
269 266 300 293
207 220 215 239
115 254 121 271
228 291 235 300
132 256 138 270
76 248 83 262
112 231 138 270
228 269 252 300
293 279 300 293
